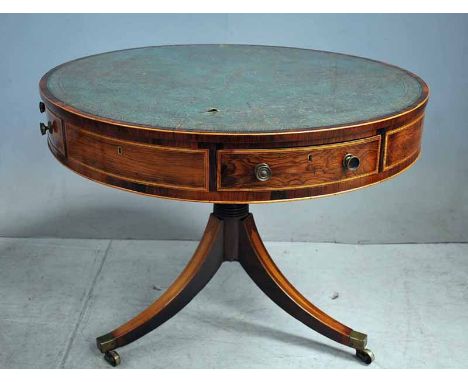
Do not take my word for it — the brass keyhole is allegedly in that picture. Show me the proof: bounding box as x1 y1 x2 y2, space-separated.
308 154 313 161
117 146 123 155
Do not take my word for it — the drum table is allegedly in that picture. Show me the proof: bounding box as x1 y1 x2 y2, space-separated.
39 45 428 367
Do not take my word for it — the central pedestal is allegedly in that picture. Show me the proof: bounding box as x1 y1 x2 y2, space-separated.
96 204 374 366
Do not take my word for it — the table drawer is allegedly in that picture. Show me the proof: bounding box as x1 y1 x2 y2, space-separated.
217 136 381 191
46 110 66 157
383 115 424 170
66 124 209 190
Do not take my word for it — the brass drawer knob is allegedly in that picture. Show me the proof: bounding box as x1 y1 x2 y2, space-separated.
255 163 272 181
343 153 360 171
40 121 53 135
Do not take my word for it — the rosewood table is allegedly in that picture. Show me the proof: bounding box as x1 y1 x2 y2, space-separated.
38 45 428 367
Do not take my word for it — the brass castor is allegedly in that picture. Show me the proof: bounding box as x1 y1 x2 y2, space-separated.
104 350 121 367
356 349 375 365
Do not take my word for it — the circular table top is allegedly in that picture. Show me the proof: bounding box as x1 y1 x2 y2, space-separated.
43 44 427 134
40 45 429 204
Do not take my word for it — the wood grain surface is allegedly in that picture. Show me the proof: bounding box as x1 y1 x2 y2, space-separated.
65 123 209 191
98 214 224 351
218 136 380 191
383 114 424 170
46 110 66 157
239 213 356 347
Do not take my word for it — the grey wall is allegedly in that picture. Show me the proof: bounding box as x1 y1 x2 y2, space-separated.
0 14 467 243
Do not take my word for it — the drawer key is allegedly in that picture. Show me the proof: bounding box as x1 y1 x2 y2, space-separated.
343 154 360 171
255 163 272 181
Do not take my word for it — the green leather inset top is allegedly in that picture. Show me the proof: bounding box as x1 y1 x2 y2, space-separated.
46 45 425 133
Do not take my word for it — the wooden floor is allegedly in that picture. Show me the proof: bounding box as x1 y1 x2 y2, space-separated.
0 238 467 368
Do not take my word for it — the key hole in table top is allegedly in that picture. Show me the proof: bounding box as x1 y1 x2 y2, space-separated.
117 146 123 155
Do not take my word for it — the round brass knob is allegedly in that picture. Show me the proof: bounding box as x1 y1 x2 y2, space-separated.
255 163 272 181
40 121 52 135
343 154 360 171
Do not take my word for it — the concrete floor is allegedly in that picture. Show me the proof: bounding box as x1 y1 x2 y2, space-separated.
0 238 467 368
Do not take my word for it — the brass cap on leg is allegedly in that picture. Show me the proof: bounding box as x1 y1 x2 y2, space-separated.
349 330 367 350
96 333 117 353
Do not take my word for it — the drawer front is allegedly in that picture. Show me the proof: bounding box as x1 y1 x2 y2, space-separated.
46 110 66 157
66 124 209 190
383 115 424 170
218 136 381 191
